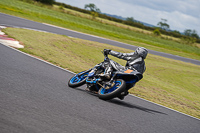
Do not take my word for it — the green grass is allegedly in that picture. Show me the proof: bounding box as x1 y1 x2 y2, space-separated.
0 0 200 60
3 27 200 119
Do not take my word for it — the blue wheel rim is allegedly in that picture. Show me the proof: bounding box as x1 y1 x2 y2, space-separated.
70 72 88 84
100 81 122 94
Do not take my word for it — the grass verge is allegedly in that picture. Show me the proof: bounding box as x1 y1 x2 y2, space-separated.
3 27 200 119
0 0 200 60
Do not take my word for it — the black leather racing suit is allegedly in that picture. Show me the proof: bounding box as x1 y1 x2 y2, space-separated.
109 50 146 74
93 49 146 79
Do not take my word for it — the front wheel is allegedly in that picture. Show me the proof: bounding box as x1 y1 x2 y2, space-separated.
68 71 89 88
98 79 126 100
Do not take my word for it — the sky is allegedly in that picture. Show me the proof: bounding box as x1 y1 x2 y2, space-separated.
56 0 200 34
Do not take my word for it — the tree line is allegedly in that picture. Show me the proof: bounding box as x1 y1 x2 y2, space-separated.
34 0 55 5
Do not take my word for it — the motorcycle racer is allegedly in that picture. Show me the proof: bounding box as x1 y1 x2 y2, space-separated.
100 47 148 79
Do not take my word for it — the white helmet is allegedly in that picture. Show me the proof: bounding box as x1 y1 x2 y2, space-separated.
135 47 148 59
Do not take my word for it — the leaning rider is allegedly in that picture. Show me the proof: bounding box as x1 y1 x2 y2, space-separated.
99 47 148 99
100 47 148 78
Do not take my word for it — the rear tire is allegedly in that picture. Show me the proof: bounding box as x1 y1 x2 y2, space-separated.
98 79 126 100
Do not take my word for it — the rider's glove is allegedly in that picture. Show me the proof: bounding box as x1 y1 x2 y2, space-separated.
103 49 111 56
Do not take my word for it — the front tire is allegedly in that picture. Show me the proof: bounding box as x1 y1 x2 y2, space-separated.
98 79 126 100
68 71 89 88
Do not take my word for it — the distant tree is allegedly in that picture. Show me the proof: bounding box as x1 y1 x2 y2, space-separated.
184 29 199 39
191 31 199 39
153 29 161 36
184 29 192 36
157 18 170 30
34 0 55 5
126 17 135 22
84 3 101 13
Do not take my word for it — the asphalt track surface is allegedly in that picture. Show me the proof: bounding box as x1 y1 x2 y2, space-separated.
0 13 200 65
0 13 200 133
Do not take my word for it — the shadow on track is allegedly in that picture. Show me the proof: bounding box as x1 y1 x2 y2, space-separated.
69 87 167 115
109 99 167 115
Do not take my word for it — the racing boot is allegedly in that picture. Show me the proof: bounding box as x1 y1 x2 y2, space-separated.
118 90 129 100
85 85 98 94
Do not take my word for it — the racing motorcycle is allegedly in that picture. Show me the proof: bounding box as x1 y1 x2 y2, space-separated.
68 51 143 100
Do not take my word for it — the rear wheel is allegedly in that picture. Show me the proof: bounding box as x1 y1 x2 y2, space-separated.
68 71 89 88
98 79 126 100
